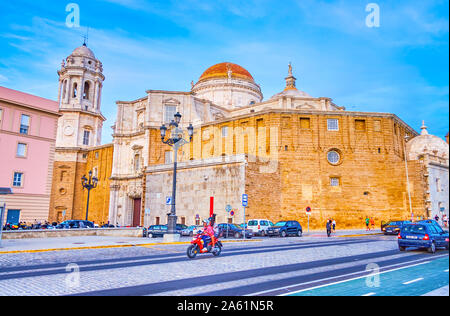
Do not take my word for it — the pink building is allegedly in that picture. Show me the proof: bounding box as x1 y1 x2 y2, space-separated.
0 86 60 225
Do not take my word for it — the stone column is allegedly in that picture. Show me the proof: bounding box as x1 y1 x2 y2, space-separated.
93 80 99 110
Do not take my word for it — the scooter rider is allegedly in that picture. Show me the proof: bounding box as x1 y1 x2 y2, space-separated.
200 219 215 253
210 214 219 246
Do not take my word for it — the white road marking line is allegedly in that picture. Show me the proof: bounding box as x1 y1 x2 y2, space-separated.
403 278 424 285
362 292 376 296
444 269 449 272
276 260 433 296
245 255 449 297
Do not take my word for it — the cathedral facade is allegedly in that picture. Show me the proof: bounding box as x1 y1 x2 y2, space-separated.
48 45 449 229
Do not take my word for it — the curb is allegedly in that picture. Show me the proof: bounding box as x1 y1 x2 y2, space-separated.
338 233 384 237
0 239 262 255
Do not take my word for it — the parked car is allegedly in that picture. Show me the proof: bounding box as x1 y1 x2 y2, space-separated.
181 225 202 237
398 223 449 253
101 224 116 228
56 220 94 229
177 224 188 233
147 224 188 237
418 219 446 231
247 219 274 236
218 223 253 239
147 225 168 238
267 221 303 237
382 220 411 235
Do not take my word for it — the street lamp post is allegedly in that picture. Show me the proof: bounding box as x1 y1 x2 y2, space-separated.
81 170 98 221
403 135 414 222
160 112 194 241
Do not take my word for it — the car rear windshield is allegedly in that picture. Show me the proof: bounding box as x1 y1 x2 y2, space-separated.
248 221 258 226
403 225 427 234
274 221 287 227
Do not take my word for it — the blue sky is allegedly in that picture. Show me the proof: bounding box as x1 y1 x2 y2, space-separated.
0 0 448 144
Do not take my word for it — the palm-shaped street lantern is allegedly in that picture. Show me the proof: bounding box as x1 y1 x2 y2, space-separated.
160 112 194 240
81 170 98 221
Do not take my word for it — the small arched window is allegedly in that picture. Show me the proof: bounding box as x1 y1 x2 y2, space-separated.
83 81 90 100
73 83 78 98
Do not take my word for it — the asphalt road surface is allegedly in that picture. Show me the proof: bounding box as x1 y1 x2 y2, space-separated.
0 235 447 296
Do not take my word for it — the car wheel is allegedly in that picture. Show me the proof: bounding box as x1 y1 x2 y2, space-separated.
189 232 193 237
234 232 241 239
280 231 287 238
148 233 153 238
260 230 265 237
297 230 302 237
399 246 406 251
428 242 436 254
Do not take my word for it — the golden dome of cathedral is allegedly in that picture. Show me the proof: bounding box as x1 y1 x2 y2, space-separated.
199 62 254 82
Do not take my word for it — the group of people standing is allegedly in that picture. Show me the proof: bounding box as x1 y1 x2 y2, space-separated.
434 214 448 228
365 217 375 231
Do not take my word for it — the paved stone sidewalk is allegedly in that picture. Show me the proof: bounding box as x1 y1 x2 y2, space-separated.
0 236 189 253
303 229 383 237
0 229 383 254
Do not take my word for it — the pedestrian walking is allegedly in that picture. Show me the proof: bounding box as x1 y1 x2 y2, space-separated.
326 220 332 237
365 217 370 231
370 218 375 230
434 214 440 223
443 214 448 228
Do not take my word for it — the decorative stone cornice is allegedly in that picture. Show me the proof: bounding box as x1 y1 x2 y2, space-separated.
59 108 106 121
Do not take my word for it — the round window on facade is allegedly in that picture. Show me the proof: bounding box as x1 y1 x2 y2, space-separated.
327 150 341 165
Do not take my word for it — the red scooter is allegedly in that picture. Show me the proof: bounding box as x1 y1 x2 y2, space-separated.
187 230 223 259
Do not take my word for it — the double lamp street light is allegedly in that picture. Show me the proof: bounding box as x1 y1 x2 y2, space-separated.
81 170 98 221
160 112 194 240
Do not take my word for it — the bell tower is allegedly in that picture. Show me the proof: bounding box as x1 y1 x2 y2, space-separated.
49 43 106 223
56 43 105 148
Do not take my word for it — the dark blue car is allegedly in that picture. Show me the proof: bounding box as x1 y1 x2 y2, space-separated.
218 223 253 239
398 223 449 253
267 221 303 237
382 220 411 235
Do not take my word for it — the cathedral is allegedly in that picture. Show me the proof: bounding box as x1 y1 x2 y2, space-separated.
48 44 449 230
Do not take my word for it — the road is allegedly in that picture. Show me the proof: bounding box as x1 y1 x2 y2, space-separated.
0 235 447 296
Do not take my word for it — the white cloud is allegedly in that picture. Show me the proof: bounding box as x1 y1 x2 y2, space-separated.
0 74 8 83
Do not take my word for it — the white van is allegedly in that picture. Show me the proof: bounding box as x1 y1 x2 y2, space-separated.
247 219 273 236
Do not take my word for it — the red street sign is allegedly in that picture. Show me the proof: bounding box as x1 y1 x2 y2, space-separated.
306 207 311 213
230 210 235 217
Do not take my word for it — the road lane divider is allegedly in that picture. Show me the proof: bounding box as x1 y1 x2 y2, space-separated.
403 278 424 285
248 256 445 296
